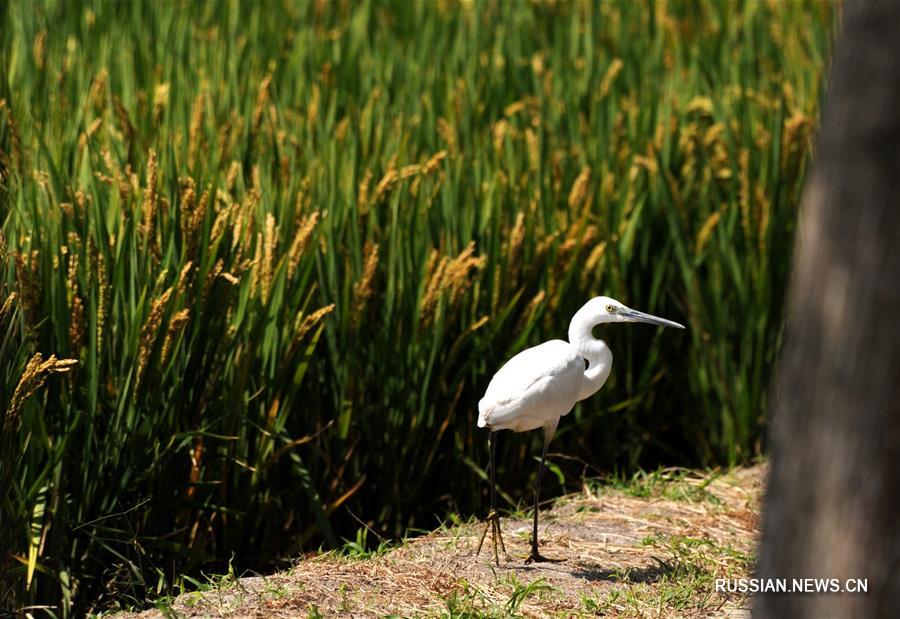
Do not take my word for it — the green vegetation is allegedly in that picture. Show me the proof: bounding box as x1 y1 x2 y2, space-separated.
338 526 395 559
443 575 553 619
0 0 832 614
598 466 725 504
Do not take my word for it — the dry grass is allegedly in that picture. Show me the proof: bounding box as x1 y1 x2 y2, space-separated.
129 465 764 618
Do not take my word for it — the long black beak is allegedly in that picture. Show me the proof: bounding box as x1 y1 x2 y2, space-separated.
621 307 685 329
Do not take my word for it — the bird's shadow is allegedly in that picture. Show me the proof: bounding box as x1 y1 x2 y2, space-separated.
570 559 675 584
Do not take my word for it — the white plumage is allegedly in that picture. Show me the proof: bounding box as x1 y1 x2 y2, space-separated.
477 340 583 433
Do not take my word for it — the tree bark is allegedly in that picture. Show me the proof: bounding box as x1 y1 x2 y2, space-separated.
755 2 900 617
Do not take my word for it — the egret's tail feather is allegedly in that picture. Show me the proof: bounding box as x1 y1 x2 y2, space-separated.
477 399 490 428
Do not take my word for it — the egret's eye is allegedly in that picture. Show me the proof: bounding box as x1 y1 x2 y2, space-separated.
606 304 617 313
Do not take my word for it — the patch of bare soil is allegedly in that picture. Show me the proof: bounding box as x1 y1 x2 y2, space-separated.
131 465 764 618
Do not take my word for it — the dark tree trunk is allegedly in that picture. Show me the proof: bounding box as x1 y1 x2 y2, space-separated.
755 2 900 617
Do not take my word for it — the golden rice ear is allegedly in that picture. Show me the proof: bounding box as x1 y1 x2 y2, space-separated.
351 242 379 328
5 354 78 431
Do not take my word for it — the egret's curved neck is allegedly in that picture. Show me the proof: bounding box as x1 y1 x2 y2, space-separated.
568 306 613 401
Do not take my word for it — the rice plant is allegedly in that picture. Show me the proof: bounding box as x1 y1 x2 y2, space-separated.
0 0 834 614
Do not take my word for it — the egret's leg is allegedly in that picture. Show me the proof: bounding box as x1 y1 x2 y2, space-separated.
474 432 494 558
526 423 561 564
475 431 507 564
490 431 509 560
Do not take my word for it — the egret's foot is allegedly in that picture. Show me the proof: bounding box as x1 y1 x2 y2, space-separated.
474 510 510 565
525 549 564 564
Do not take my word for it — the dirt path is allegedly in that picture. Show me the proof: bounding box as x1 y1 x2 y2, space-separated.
133 465 764 618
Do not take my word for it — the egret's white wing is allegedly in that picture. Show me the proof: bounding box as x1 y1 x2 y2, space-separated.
478 340 584 433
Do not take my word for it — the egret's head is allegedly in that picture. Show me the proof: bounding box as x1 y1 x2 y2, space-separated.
588 296 685 329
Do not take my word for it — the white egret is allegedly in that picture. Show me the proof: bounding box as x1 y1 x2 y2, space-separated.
475 296 684 564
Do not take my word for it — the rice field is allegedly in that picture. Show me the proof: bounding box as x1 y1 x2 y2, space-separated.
0 0 834 614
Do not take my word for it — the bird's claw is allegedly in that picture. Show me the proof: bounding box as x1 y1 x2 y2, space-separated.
474 510 509 565
524 551 563 564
